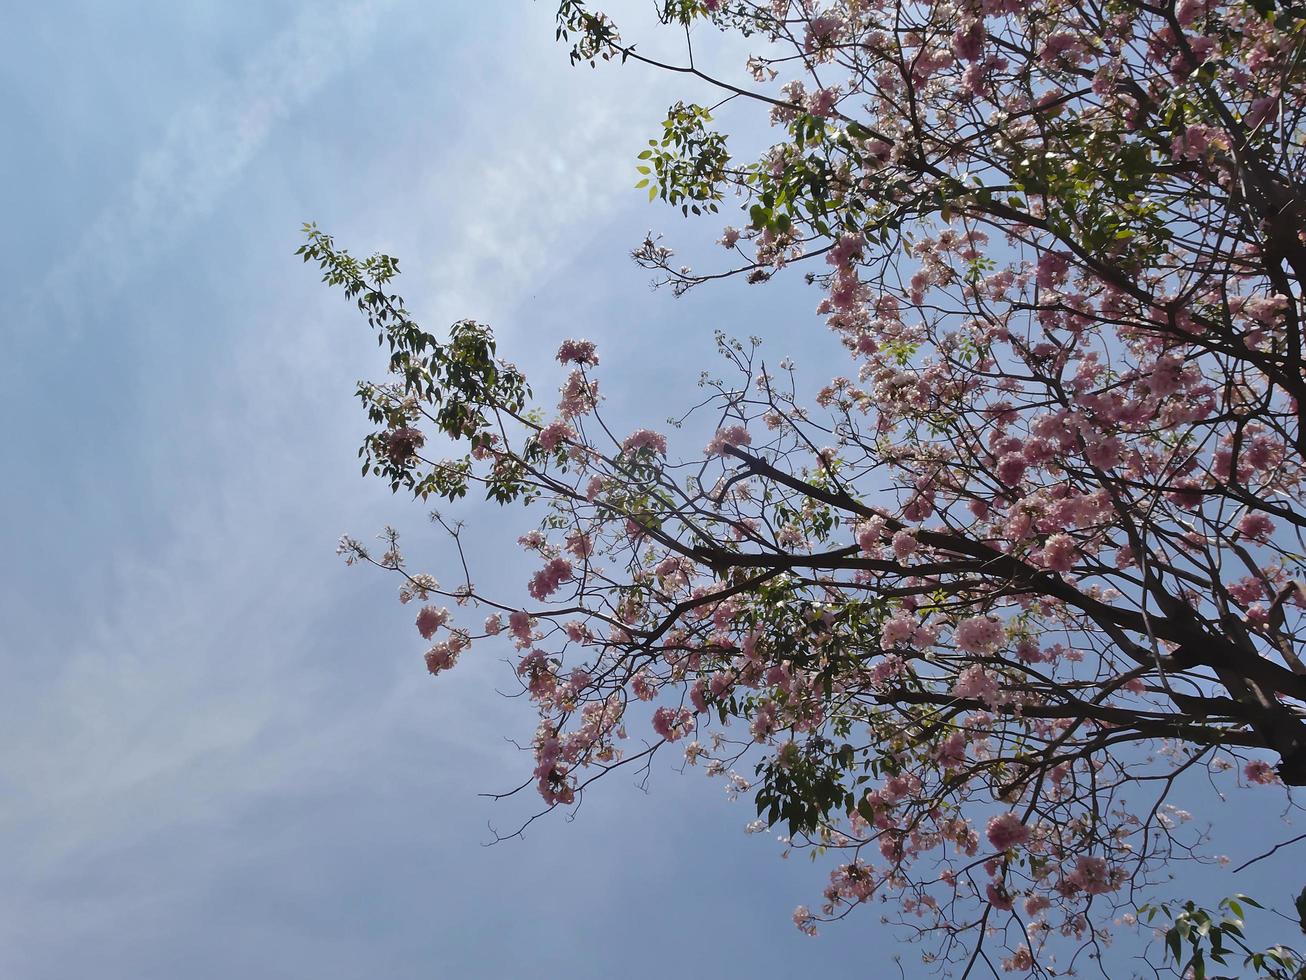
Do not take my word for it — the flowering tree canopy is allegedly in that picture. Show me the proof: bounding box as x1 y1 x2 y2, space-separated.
302 0 1306 973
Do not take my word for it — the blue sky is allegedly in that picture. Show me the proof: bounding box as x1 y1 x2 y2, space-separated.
3 3 1299 977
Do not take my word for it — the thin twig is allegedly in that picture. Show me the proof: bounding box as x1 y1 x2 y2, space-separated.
1233 831 1306 873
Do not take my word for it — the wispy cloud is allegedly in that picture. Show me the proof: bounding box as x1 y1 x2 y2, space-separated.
1 0 412 893
36 0 392 326
398 4 758 335
3 0 687 881
2 7 814 977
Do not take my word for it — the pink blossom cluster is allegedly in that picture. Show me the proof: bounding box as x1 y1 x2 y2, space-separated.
952 665 1001 705
537 420 575 452
559 369 599 416
954 617 1005 655
705 425 751 456
379 425 424 464
555 338 598 365
528 557 575 600
424 631 469 676
985 812 1030 851
621 428 668 455
652 705 694 742
1064 855 1117 896
508 609 533 647
415 605 449 640
1244 759 1280 785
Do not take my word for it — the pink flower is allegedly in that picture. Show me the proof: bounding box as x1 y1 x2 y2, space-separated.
690 679 709 714
380 425 425 464
891 530 919 559
508 610 533 644
559 370 599 416
528 557 575 600
986 812 1030 850
955 617 1005 654
871 654 905 687
855 516 885 552
556 339 599 365
1040 32 1085 66
806 85 841 118
1066 855 1115 895
1238 513 1275 542
1002 946 1033 973
951 20 984 62
632 672 658 701
1146 354 1185 397
1246 96 1280 131
1242 295 1289 326
935 732 967 768
953 665 1001 704
1172 124 1226 160
865 139 892 165
880 614 915 647
518 530 546 551
804 13 841 51
564 531 593 559
750 700 779 741
569 669 595 700
903 490 934 522
1024 894 1051 918
996 453 1026 486
538 420 575 452
622 429 668 455
1084 435 1122 469
1246 434 1285 470
765 663 791 691
705 425 752 456
1035 251 1070 289
1040 533 1078 573
792 905 818 936
1015 638 1045 664
985 881 1014 911
424 639 463 675
1244 760 1280 785
416 605 449 640
879 834 903 861
652 706 693 742
827 231 862 268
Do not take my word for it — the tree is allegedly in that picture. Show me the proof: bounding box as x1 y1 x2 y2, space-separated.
300 0 1306 972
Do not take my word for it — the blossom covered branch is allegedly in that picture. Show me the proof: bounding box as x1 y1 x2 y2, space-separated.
301 0 1306 972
